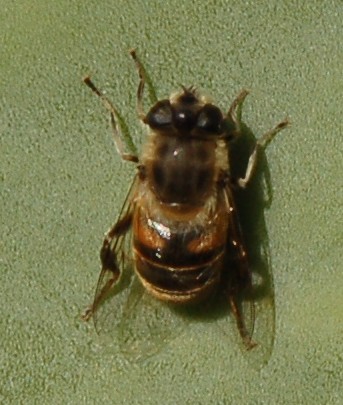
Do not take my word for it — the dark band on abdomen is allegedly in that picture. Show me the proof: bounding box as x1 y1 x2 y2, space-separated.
135 252 223 293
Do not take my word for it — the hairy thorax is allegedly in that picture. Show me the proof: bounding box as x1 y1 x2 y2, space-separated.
141 133 218 208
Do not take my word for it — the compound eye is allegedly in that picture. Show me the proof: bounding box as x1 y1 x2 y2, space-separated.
196 104 223 134
145 100 173 129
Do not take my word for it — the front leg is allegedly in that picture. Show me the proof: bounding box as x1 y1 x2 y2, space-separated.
227 89 250 136
129 49 158 121
84 76 138 163
237 118 290 188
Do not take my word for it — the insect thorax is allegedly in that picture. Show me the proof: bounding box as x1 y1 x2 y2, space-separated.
141 133 219 206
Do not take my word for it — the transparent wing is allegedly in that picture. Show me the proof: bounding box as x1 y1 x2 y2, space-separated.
117 276 190 362
223 184 275 368
83 174 189 360
247 238 276 369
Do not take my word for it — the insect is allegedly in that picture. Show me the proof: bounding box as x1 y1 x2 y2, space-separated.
82 49 289 353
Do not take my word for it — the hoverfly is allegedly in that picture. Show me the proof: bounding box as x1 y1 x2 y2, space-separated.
82 49 289 358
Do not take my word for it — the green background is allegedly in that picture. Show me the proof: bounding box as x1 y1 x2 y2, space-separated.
1 1 342 404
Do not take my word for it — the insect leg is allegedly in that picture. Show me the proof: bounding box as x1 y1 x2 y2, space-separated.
227 89 250 135
228 292 257 350
223 186 257 349
237 117 290 188
83 76 139 163
129 49 146 120
129 49 158 121
81 212 133 321
227 240 257 350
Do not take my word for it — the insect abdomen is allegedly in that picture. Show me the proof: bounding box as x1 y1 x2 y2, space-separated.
132 204 228 303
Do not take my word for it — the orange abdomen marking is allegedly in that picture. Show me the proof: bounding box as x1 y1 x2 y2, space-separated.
132 203 228 303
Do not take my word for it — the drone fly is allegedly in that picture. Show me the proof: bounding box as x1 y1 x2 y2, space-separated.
82 49 289 351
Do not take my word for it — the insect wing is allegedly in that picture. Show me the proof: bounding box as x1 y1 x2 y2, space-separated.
248 240 276 368
118 276 190 362
87 174 188 359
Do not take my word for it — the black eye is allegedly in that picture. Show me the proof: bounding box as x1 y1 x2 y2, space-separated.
145 100 172 129
196 104 223 134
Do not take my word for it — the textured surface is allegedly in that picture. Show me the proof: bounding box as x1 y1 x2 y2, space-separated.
1 1 342 404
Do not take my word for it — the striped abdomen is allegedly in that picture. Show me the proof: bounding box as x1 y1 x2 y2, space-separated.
132 202 228 303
